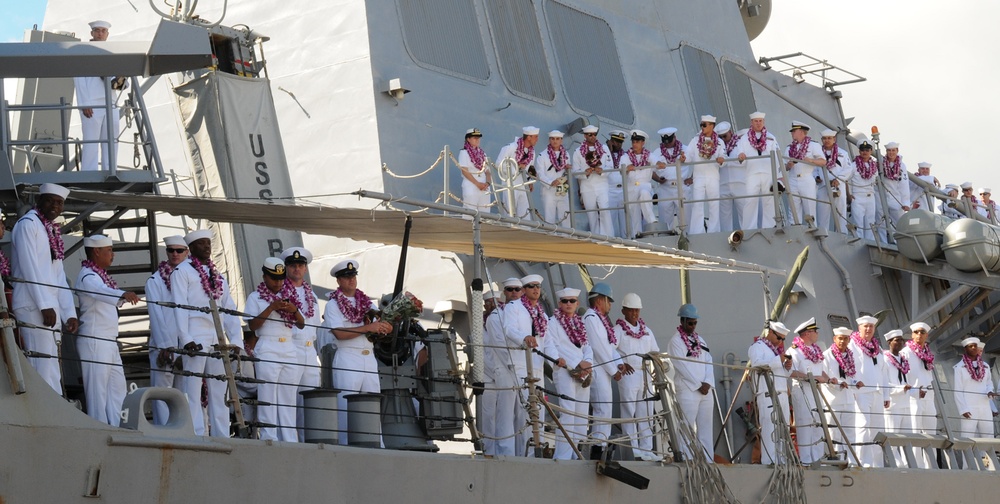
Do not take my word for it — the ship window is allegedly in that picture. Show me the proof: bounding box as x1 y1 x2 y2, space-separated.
484 0 556 102
546 1 633 124
723 60 757 130
397 0 490 82
680 45 731 125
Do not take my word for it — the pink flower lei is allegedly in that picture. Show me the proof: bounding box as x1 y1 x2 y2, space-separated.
610 149 623 169
581 141 607 163
884 350 910 376
905 340 934 370
328 288 372 325
556 310 587 347
597 311 617 345
883 154 903 181
854 156 878 179
824 144 841 170
284 280 316 319
755 336 783 356
0 251 9 277
546 145 568 172
190 257 223 300
659 140 684 164
833 347 856 377
36 209 65 261
627 148 650 167
748 127 769 153
616 318 648 340
787 136 813 160
515 137 535 166
81 259 117 289
963 353 987 382
851 331 881 358
464 141 487 172
157 261 174 291
724 133 738 154
697 132 719 159
677 325 702 358
256 282 296 328
792 336 823 363
522 297 548 337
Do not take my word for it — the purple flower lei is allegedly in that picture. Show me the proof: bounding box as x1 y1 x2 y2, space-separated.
556 310 587 347
787 136 813 160
627 148 650 167
596 311 617 345
854 156 878 179
464 141 486 172
755 336 783 356
905 340 934 370
833 347 856 377
748 128 768 153
0 251 9 277
963 354 987 382
36 209 65 261
546 145 568 172
329 288 371 325
697 132 719 159
190 257 223 300
514 137 535 166
851 331 881 358
616 318 648 340
824 144 840 169
256 281 295 328
884 350 910 375
157 261 174 291
581 141 606 163
677 325 702 358
284 280 316 319
792 335 823 363
81 259 117 289
883 155 903 181
659 140 684 164
522 297 548 337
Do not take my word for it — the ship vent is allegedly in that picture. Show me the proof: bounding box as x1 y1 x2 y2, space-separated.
722 61 757 130
680 45 731 125
397 0 490 82
484 0 556 102
546 1 633 124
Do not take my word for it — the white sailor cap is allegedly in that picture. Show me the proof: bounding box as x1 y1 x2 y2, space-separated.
945 184 960 192
884 329 904 341
884 142 899 149
83 234 112 248
555 287 581 299
39 183 70 200
910 322 931 333
184 229 213 245
281 246 312 264
700 115 717 124
960 336 985 349
832 327 853 336
794 317 818 334
789 121 810 132
522 126 540 136
820 129 838 138
769 320 790 336
520 274 543 286
856 315 878 326
749 111 766 120
622 292 642 309
89 20 111 30
502 277 523 288
465 128 482 138
548 130 564 138
630 129 648 141
917 162 932 169
482 289 500 301
581 125 599 134
262 257 286 277
980 187 992 195
163 235 186 248
331 259 359 278
715 121 732 135
657 127 678 137
961 181 973 189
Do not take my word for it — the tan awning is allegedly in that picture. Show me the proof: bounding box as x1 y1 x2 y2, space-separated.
68 190 770 273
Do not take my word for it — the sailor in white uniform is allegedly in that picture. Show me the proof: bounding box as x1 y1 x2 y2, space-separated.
816 129 853 233
73 20 123 171
245 257 304 442
491 277 523 456
684 116 725 234
881 329 916 465
952 337 997 440
172 229 244 437
582 283 621 460
501 274 551 456
495 126 539 220
848 141 880 240
623 130 658 237
458 128 493 213
908 162 939 212
535 130 571 225
547 288 592 460
651 127 689 231
940 184 964 219
716 122 743 232
478 288 501 456
880 142 911 239
786 317 830 464
320 259 393 445
748 320 792 465
281 247 322 441
605 131 628 238
783 121 825 226
613 293 659 461
75 234 140 426
666 303 715 461
145 235 188 425
822 327 860 464
899 323 938 444
12 183 79 394
848 315 886 467
571 125 613 235
735 111 781 230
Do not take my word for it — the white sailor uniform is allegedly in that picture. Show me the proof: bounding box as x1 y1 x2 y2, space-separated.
666 329 715 461
952 359 997 439
583 308 620 449
73 74 120 171
292 284 321 441
496 140 535 220
75 264 127 426
501 300 552 456
784 140 825 225
787 343 826 464
145 267 178 424
321 292 380 445
458 147 492 212
245 289 302 442
847 160 879 240
614 319 660 459
719 138 744 232
547 314 594 460
536 147 571 225
651 143 691 232
747 338 791 464
821 346 859 463
899 343 938 438
816 147 853 232
734 132 780 230
684 136 725 234
848 337 886 467
571 144 614 235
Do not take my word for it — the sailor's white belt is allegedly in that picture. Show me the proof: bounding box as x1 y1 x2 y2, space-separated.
665 181 677 186
260 336 290 343
340 347 372 355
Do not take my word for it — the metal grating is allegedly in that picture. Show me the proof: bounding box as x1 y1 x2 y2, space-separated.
484 0 555 101
397 0 490 81
546 1 633 124
680 45 730 125
723 60 757 130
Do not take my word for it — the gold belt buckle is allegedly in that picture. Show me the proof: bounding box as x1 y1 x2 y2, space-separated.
306 341 312 347
278 337 287 343
362 349 370 355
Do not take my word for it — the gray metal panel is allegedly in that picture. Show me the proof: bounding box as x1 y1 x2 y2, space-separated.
680 44 730 125
484 0 555 102
396 0 490 82
722 60 757 130
546 1 633 124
